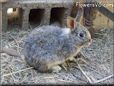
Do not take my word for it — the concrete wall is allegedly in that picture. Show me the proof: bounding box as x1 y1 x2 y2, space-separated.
1 0 75 30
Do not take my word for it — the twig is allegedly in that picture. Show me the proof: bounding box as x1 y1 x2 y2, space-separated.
9 34 20 54
8 67 15 82
0 48 21 57
2 67 33 77
93 74 114 83
76 60 93 84
20 73 28 83
58 79 72 83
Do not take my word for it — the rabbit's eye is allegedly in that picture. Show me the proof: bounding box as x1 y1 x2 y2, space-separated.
79 32 84 38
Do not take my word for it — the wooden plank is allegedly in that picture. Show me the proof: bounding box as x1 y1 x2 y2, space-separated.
86 0 113 4
0 3 2 33
95 2 114 22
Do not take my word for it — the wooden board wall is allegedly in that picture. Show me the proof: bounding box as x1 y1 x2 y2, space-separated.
93 5 113 29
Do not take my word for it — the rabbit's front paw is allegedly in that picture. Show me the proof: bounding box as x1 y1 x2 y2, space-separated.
60 61 70 71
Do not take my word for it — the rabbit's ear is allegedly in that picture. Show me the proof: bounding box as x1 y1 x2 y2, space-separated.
67 16 77 30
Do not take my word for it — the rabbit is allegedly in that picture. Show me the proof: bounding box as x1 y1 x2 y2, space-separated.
51 21 61 27
23 7 92 73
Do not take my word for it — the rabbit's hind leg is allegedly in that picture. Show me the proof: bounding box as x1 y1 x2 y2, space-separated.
35 63 53 73
51 65 62 73
36 63 61 73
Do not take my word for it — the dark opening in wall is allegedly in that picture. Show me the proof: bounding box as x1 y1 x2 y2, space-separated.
50 7 67 26
29 9 45 28
7 8 23 28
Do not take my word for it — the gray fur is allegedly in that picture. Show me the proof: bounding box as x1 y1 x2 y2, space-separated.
23 24 91 72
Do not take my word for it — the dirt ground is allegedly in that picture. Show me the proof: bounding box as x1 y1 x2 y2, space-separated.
1 27 114 85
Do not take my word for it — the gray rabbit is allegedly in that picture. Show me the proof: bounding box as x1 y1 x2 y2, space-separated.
23 7 92 73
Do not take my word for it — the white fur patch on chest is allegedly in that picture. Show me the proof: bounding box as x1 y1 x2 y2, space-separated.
61 28 71 36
